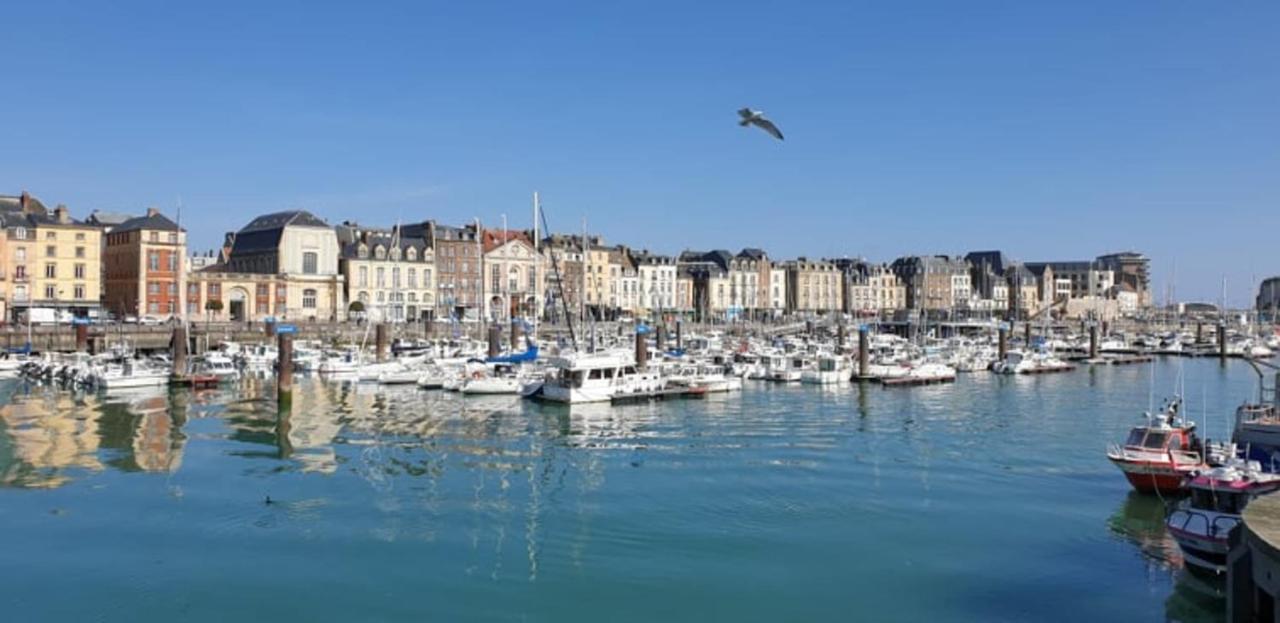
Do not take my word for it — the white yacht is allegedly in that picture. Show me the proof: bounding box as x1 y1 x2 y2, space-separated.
538 351 665 404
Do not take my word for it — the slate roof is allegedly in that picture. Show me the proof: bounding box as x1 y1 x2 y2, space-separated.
113 211 183 233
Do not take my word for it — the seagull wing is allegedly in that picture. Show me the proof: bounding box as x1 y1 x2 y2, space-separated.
753 117 784 141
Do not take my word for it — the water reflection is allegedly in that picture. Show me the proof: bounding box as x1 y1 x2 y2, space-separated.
1106 492 1226 622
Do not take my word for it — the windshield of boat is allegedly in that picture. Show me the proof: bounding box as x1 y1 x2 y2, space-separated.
1142 431 1170 449
1190 488 1247 514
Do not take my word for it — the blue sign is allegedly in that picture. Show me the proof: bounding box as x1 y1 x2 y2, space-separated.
636 324 650 335
276 324 298 335
71 317 91 325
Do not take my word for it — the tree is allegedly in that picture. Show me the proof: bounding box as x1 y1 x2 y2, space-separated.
348 300 365 313
205 299 223 323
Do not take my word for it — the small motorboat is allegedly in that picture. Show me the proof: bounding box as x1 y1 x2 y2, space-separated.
1106 397 1208 494
1166 455 1280 574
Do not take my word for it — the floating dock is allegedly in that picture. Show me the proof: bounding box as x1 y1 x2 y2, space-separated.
879 375 957 387
611 387 707 404
170 374 221 389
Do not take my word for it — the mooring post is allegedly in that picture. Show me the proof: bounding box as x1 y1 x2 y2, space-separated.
997 325 1008 360
488 324 501 358
75 323 88 353
676 320 683 351
510 319 522 350
858 325 870 380
1219 323 1228 361
635 327 648 369
376 323 389 362
1024 322 1032 347
1196 322 1204 344
172 325 188 377
1089 324 1099 359
837 323 847 350
656 325 666 352
277 332 293 408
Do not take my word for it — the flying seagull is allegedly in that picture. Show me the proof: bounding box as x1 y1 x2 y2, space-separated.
738 108 784 141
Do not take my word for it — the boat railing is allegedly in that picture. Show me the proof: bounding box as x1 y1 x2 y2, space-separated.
1167 508 1240 539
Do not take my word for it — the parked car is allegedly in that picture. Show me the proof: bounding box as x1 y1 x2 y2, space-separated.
138 315 162 326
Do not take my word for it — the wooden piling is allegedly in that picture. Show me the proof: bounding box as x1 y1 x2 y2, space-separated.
376 323 389 362
997 325 1008 360
858 325 869 379
1219 324 1228 361
488 324 501 358
75 323 88 352
656 325 666 352
277 333 293 408
676 320 683 351
172 325 188 377
635 329 648 369
510 319 522 350
1089 324 1099 359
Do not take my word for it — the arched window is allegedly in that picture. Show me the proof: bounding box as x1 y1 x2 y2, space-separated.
357 244 368 259
374 245 386 260
406 247 417 261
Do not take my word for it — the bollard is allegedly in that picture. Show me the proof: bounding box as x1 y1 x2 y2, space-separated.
1089 324 1099 359
997 325 1008 360
488 324 501 358
277 333 293 408
511 319 522 351
75 323 88 352
376 323 389 362
635 329 648 369
1218 324 1227 361
858 325 869 380
172 325 188 377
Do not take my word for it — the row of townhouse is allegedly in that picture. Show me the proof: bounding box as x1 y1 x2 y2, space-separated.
0 190 1154 324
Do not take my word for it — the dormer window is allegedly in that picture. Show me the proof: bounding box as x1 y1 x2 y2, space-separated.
374 245 386 260
357 244 369 259
389 248 401 261
406 247 417 261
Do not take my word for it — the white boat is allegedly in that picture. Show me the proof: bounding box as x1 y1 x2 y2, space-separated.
459 364 525 395
538 350 665 404
906 359 957 382
98 360 171 389
666 363 740 393
800 355 848 385
192 353 241 381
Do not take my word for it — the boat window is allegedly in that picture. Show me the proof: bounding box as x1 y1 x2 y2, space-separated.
570 371 585 388
623 366 636 375
1190 488 1214 510
603 368 615 379
1124 429 1146 447
588 369 603 380
1141 431 1169 450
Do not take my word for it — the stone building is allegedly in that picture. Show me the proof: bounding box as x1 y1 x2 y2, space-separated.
783 258 842 313
191 210 343 322
1096 252 1152 308
425 221 482 322
102 208 187 319
541 234 585 323
633 250 677 319
481 229 542 322
336 221 435 323
0 192 103 322
891 255 971 312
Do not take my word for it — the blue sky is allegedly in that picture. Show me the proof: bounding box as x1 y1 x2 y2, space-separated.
2 1 1277 305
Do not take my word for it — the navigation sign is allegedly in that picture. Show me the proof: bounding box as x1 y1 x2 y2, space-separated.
276 324 298 335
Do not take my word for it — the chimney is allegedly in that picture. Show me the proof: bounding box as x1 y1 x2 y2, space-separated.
19 191 29 212
146 207 160 218
54 204 70 224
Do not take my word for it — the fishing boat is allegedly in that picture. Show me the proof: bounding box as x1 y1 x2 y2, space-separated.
1106 398 1206 494
1166 457 1280 574
96 359 171 390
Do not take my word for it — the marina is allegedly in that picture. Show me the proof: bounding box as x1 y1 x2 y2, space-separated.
1 329 1273 621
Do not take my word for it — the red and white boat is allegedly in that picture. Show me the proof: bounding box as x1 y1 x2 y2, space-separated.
1106 398 1206 494
1165 457 1280 574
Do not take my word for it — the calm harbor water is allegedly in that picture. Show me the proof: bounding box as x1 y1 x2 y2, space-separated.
0 358 1264 621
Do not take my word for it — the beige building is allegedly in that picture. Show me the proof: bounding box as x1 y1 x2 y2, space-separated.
0 192 102 321
784 258 842 313
102 209 187 319
482 229 542 322
769 266 787 313
582 237 612 317
193 211 343 322
336 222 435 323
